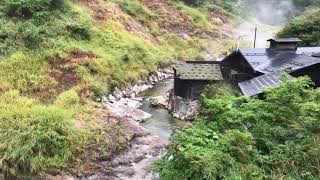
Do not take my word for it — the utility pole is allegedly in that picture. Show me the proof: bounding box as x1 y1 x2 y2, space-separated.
254 27 257 48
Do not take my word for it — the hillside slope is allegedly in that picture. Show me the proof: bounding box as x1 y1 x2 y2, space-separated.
0 0 233 99
0 0 235 177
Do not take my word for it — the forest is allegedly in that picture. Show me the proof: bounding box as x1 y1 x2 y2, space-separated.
0 0 319 179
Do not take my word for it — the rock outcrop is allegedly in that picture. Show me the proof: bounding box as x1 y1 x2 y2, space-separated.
104 68 173 123
149 94 169 108
168 91 201 120
46 115 167 180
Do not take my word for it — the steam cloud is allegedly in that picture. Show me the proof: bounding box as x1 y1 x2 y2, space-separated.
237 0 299 25
235 0 303 48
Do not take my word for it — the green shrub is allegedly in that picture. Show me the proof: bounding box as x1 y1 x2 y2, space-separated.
156 77 320 179
278 8 320 46
18 21 44 48
0 21 9 40
178 0 204 6
66 23 91 41
177 3 216 31
201 82 239 100
3 0 65 18
54 89 80 109
0 91 78 177
115 0 156 23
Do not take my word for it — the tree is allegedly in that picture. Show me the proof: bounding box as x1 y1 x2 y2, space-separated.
278 8 320 46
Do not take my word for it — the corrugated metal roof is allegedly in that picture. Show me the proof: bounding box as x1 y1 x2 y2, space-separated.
297 47 320 55
174 63 223 80
239 47 320 73
267 38 302 43
238 72 293 97
312 53 320 58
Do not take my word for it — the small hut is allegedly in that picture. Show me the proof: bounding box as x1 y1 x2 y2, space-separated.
173 61 224 100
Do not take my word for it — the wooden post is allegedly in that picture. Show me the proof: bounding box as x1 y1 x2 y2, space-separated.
254 27 257 48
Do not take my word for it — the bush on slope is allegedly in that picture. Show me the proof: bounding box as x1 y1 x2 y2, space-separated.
278 8 320 46
156 77 320 179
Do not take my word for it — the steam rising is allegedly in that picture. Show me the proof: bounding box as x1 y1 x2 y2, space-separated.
238 0 299 25
235 0 302 48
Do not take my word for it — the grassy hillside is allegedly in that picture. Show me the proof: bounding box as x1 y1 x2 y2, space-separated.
0 0 233 100
0 0 235 177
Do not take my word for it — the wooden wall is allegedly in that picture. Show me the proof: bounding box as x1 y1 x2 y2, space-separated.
174 79 211 100
291 63 320 87
221 52 258 85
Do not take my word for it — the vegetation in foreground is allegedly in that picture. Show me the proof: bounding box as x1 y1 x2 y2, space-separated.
0 90 83 178
156 77 320 179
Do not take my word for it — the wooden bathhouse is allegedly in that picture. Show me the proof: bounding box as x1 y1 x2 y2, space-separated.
221 38 320 96
173 61 224 100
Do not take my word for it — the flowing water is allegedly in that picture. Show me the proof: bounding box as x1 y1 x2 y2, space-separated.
113 79 187 180
140 79 186 139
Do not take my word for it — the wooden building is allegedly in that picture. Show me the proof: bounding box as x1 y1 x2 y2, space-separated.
173 61 223 100
268 38 301 50
221 38 320 96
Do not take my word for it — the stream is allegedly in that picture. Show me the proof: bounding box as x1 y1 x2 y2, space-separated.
140 79 186 139
112 78 187 180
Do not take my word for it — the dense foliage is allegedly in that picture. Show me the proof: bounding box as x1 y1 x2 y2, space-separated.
2 0 65 18
156 77 320 179
279 8 320 46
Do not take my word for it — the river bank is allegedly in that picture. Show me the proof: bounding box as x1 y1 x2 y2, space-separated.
103 71 187 179
46 68 188 179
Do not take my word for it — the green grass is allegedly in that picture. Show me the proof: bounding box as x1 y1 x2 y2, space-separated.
113 0 158 23
175 2 218 33
0 91 80 177
0 1 206 98
0 52 56 95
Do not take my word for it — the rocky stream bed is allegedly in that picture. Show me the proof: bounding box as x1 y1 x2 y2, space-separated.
46 68 199 180
104 70 186 179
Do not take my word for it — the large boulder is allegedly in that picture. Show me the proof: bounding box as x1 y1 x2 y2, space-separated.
107 102 151 123
149 95 168 108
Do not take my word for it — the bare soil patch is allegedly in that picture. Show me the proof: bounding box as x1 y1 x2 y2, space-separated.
141 0 195 35
48 49 97 96
73 0 110 25
208 8 229 24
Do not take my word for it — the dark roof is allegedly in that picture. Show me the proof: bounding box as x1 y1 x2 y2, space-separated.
238 72 293 96
239 47 320 73
267 38 302 43
173 62 223 80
